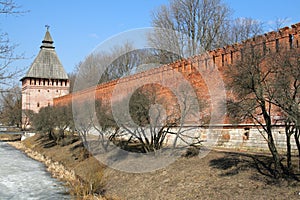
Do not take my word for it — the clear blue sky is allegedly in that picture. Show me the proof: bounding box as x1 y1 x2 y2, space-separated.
1 0 300 78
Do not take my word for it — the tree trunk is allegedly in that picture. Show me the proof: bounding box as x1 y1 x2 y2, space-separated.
262 104 282 178
294 128 300 171
48 129 54 140
286 130 292 172
267 133 282 178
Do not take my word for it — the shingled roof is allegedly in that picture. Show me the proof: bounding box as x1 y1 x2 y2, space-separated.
21 28 68 80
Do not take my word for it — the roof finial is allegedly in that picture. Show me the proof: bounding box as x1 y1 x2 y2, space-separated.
41 25 54 49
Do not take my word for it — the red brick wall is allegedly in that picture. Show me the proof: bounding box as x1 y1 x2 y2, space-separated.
54 23 300 124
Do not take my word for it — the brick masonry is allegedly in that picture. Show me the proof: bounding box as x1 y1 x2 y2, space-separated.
22 78 69 113
52 23 300 151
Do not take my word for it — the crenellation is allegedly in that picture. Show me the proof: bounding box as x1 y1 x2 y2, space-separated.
278 26 290 37
190 55 198 69
231 43 239 51
265 31 277 41
253 35 264 44
190 57 198 71
179 59 185 72
214 47 223 57
293 22 300 32
242 38 254 46
185 60 192 72
54 22 300 117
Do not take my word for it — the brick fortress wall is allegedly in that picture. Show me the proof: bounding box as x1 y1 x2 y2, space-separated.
54 23 300 115
53 23 300 151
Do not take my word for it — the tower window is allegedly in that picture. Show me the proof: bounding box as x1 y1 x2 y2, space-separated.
37 102 40 108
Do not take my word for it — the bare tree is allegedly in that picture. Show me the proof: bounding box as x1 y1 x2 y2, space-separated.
268 49 300 171
73 101 94 149
100 42 136 82
0 0 22 15
53 104 74 143
148 0 266 62
225 45 283 178
74 53 109 91
74 42 179 92
89 100 120 152
226 17 264 44
73 42 136 91
148 0 231 59
67 72 77 93
32 104 75 144
32 106 56 140
111 82 205 153
269 17 291 31
0 86 21 127
21 109 34 130
125 85 175 152
0 0 26 88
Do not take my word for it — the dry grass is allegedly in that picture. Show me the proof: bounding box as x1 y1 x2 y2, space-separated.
103 150 300 200
19 134 300 200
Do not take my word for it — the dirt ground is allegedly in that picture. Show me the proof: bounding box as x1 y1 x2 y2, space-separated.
5 134 300 200
103 150 300 200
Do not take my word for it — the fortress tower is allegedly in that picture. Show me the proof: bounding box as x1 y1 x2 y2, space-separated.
21 27 69 125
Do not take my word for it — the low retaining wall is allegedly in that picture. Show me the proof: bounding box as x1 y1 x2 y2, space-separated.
86 125 297 154
199 126 297 153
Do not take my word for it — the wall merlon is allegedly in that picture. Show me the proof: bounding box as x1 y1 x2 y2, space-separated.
278 26 290 37
54 22 300 108
215 47 223 54
264 31 276 41
292 22 300 28
242 38 254 46
222 45 233 54
252 35 264 44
